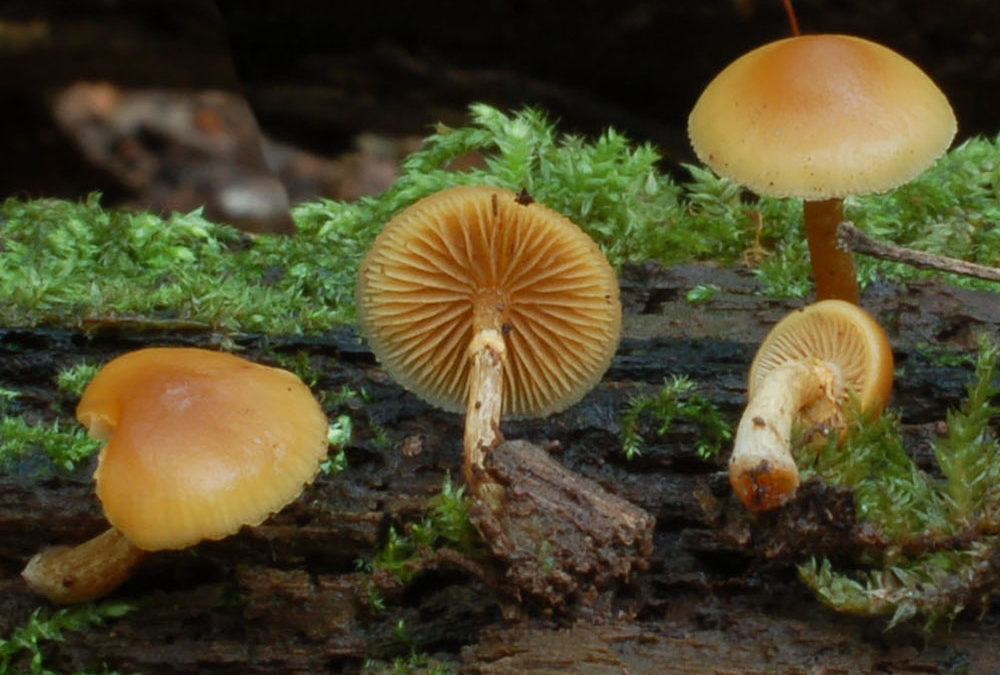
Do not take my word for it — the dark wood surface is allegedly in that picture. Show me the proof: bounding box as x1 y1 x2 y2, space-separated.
2 262 999 673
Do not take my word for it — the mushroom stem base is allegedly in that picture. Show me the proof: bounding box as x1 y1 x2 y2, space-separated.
729 358 841 511
22 527 147 604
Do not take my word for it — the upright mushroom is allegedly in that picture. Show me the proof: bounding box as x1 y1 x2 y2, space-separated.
729 300 894 511
689 34 957 304
356 185 622 500
22 347 329 603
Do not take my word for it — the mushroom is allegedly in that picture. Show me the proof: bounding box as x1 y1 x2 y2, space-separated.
356 185 622 501
22 347 329 603
688 34 956 304
729 300 894 511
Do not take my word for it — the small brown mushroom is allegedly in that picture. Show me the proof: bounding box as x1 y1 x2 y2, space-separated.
358 187 658 606
356 185 622 500
729 300 894 511
22 347 329 603
689 34 956 304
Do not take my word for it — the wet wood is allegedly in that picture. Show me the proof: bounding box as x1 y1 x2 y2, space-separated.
1 261 999 673
470 439 655 610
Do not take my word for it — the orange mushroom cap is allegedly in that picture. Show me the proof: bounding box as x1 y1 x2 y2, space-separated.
688 34 957 200
356 185 622 418
749 299 894 423
78 347 329 551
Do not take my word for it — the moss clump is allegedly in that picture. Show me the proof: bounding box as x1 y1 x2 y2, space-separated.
0 195 356 334
55 362 100 399
620 375 732 461
2 104 999 334
363 473 484 586
796 336 1000 629
0 602 133 674
0 387 101 473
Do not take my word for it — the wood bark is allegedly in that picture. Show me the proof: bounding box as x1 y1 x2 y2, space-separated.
1 262 999 673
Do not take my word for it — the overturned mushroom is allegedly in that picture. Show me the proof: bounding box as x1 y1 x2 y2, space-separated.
689 34 956 303
356 185 622 500
22 347 329 603
358 185 653 606
730 300 894 511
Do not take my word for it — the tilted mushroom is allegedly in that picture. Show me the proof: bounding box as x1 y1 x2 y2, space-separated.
356 185 622 502
22 347 329 603
689 34 956 304
729 300 894 511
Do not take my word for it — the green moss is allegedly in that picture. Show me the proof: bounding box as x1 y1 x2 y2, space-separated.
364 473 484 585
620 375 732 461
0 602 134 675
363 650 454 675
320 413 352 475
2 105 998 335
56 362 100 398
0 195 356 333
0 415 101 473
796 335 1000 629
0 388 100 473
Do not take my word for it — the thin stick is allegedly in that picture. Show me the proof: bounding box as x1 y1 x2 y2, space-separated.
782 0 801 36
837 221 1000 283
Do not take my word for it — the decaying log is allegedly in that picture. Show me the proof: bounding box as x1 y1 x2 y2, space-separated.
1 261 999 673
461 609 1000 674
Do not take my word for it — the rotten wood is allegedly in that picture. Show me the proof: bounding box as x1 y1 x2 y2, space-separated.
469 439 654 611
2 261 1000 673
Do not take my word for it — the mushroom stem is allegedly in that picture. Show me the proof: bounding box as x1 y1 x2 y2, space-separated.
729 358 841 511
464 328 506 507
22 527 147 604
804 198 860 304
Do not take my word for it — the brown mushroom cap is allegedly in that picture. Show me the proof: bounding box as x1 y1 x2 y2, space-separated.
356 185 622 418
77 347 329 551
688 34 957 200
748 299 894 423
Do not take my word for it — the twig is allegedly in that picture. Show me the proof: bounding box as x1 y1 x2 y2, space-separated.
837 221 1000 283
782 0 801 36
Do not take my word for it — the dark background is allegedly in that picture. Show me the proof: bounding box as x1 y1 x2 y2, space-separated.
1 0 997 217
214 0 999 157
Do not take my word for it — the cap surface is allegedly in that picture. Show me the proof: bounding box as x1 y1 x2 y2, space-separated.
357 185 622 418
688 34 957 200
748 299 894 420
78 347 329 551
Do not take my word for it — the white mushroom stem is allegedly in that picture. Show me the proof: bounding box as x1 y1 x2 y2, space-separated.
464 328 506 508
22 527 146 604
729 358 842 511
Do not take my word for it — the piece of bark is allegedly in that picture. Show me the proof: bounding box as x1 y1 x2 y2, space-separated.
469 439 655 610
